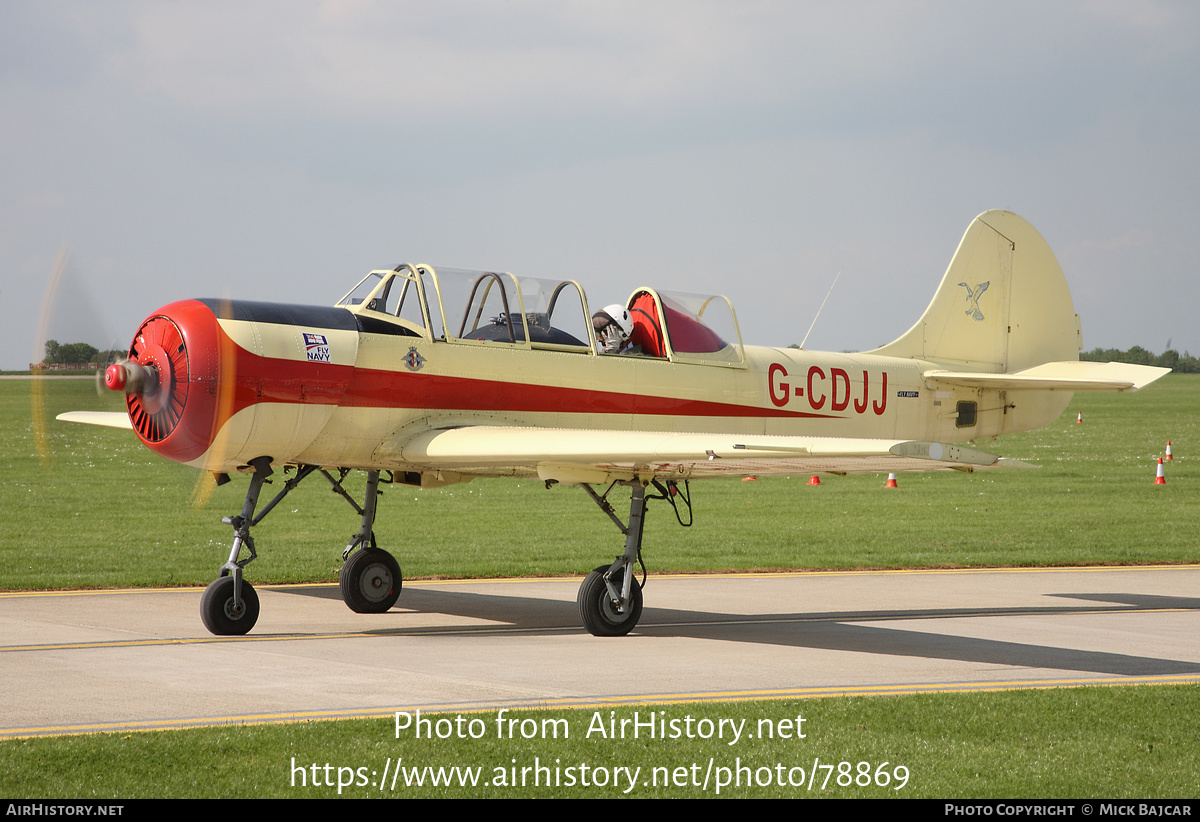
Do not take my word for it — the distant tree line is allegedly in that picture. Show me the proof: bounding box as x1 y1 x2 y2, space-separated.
35 339 1197 373
1081 346 1198 373
39 340 125 368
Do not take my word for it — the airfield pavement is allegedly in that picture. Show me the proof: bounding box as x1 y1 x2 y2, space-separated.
2 565 1199 738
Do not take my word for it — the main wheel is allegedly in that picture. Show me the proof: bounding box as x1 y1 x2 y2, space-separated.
578 565 643 637
200 575 260 636
340 548 402 613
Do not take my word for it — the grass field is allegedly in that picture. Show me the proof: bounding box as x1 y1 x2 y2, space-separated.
4 375 1199 587
2 375 1197 798
2 686 1197 798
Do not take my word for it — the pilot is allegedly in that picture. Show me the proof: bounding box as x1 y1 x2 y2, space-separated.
592 304 636 354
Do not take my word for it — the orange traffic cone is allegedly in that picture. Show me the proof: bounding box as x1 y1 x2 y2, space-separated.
1154 457 1166 485
1165 441 1173 460
1076 412 1083 423
885 473 898 488
807 475 822 486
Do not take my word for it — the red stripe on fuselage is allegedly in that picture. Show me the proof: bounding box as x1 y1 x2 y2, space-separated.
223 341 839 421
341 367 839 419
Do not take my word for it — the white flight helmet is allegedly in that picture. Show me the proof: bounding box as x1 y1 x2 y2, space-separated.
602 304 634 338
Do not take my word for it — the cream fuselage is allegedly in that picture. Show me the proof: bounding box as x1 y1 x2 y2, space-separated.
181 306 1065 476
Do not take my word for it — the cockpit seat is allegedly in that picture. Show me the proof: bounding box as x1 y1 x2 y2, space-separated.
628 292 665 357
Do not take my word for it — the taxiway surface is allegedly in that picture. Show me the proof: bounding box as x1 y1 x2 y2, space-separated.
3 565 1198 737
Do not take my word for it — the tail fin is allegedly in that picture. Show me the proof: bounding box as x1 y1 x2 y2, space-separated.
871 210 1080 371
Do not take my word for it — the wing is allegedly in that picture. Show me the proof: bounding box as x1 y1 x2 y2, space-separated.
383 426 1032 484
56 411 135 430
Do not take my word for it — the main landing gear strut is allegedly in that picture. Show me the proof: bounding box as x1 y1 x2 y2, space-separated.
338 469 402 615
199 460 403 636
574 478 692 637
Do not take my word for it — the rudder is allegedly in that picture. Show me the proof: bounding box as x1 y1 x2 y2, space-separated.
871 211 1080 372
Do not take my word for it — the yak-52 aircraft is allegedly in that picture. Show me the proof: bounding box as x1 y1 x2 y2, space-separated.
61 211 1168 637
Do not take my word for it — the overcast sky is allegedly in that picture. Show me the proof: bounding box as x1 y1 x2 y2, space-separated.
4 1 1198 369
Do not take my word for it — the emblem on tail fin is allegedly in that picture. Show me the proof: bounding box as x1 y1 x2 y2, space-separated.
958 281 990 321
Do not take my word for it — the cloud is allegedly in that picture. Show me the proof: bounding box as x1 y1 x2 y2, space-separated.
2 1 1199 367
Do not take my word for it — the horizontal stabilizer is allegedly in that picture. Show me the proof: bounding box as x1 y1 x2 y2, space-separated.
57 411 134 430
924 361 1170 392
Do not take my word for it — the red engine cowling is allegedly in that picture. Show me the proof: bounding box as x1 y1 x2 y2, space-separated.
119 300 227 465
113 299 362 468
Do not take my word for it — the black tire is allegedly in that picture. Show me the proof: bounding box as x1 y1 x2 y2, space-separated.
340 548 402 613
578 564 642 637
200 576 260 636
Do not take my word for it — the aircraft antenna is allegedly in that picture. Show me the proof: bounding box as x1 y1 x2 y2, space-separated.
798 269 840 350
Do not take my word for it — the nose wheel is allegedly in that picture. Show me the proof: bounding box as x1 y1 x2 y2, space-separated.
201 456 272 636
200 575 260 635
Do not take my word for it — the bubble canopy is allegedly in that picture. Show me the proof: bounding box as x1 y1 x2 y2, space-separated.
337 265 744 365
